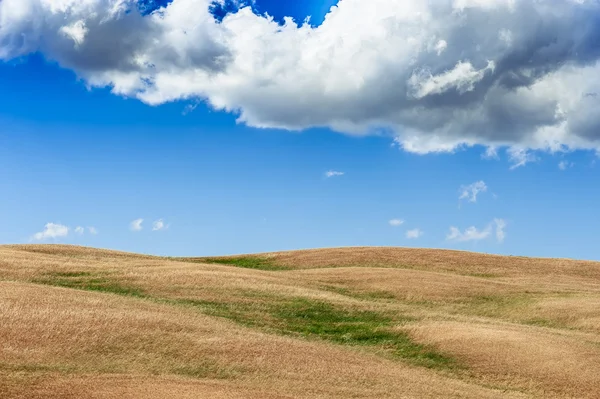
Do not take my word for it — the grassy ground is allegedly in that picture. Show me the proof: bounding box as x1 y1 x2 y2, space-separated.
1 245 600 398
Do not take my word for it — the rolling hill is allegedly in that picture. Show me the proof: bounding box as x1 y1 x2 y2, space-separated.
1 245 599 398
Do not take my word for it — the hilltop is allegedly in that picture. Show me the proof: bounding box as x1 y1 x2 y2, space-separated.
1 245 599 398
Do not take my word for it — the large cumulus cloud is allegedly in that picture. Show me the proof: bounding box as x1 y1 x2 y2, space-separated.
1 0 600 163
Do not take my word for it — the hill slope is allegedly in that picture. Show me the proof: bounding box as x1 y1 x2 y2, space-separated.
1 245 599 398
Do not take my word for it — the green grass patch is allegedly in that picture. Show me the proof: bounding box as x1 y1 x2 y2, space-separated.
178 296 457 370
323 286 397 301
49 271 94 278
524 318 572 329
172 360 240 380
31 272 457 371
454 294 583 331
34 273 146 298
466 272 499 278
525 318 558 328
188 256 290 271
458 294 534 317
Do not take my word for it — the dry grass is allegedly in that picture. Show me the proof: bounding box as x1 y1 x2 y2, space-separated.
1 245 600 398
407 321 600 398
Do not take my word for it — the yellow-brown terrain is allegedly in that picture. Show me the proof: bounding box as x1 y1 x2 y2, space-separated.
1 245 599 398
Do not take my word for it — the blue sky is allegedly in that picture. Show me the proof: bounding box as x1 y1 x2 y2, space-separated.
1 0 599 259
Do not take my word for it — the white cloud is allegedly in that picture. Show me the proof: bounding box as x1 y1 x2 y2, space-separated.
558 160 574 170
447 226 491 242
152 219 167 231
389 219 405 227
406 228 423 239
408 61 496 99
74 225 98 236
494 218 506 243
32 223 69 241
2 1 600 162
482 146 499 160
325 170 344 178
453 0 516 11
433 40 447 56
130 218 144 232
459 181 488 203
508 148 538 170
60 20 88 47
447 219 506 243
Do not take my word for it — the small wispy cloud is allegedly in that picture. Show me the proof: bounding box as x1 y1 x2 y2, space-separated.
60 20 88 47
447 226 490 242
459 181 487 203
389 219 404 227
494 218 506 243
325 170 344 178
558 160 574 170
482 146 499 160
406 228 423 239
130 218 144 232
75 226 98 236
447 219 506 243
508 148 537 170
32 223 69 241
152 219 168 231
182 102 199 115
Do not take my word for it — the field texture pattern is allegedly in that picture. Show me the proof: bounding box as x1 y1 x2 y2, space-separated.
1 245 599 398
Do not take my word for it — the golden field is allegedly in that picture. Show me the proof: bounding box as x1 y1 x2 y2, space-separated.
1 245 599 398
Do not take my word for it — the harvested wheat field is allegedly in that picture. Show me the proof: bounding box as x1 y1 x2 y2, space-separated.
1 245 599 398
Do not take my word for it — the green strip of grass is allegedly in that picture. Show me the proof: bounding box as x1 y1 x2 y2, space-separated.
457 294 534 318
50 271 94 278
172 360 241 379
35 273 146 298
524 318 567 329
32 273 458 371
323 285 397 301
466 272 499 278
188 256 290 271
178 297 458 371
